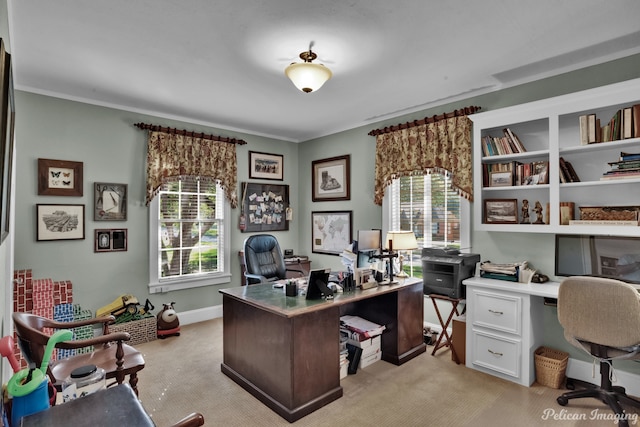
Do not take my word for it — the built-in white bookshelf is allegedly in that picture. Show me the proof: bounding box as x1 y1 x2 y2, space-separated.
471 78 640 236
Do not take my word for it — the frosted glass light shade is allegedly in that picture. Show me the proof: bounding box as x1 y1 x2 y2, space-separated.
285 62 332 93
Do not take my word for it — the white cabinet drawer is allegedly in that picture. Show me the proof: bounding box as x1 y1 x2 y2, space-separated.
471 330 521 378
471 290 521 335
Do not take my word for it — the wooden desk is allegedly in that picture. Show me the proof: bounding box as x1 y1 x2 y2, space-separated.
220 277 425 422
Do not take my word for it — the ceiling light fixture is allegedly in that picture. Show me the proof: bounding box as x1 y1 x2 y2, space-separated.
285 49 332 93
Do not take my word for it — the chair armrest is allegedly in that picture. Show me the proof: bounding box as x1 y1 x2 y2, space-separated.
285 267 305 276
54 331 131 350
244 272 268 285
41 315 117 330
170 412 205 427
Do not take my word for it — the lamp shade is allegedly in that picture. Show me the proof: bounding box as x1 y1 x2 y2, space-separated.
285 62 332 93
384 231 418 251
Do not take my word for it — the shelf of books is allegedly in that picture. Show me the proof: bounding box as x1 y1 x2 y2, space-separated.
472 77 640 235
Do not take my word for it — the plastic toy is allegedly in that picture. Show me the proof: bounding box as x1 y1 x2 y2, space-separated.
157 302 180 338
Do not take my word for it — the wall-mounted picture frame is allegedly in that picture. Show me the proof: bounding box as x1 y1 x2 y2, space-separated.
484 199 518 224
249 151 284 181
95 228 127 252
489 170 513 187
37 158 83 196
312 155 350 202
94 182 127 221
311 210 352 256
36 204 85 241
241 182 289 233
0 38 14 244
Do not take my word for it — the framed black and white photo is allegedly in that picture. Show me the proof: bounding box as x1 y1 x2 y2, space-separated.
312 155 350 202
484 199 518 224
95 228 127 252
311 210 352 256
94 182 127 221
249 151 284 181
36 204 85 241
0 38 14 243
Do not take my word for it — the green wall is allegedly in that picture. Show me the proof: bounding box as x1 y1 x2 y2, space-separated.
10 49 640 375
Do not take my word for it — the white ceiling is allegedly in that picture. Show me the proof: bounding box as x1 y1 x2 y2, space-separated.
8 0 640 142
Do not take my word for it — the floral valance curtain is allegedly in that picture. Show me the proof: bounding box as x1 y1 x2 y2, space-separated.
145 130 239 208
373 114 474 205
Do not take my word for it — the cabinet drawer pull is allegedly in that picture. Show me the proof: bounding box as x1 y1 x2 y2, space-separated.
488 309 503 315
488 349 503 357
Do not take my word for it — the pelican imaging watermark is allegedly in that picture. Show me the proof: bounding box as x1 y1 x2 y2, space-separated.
542 408 638 425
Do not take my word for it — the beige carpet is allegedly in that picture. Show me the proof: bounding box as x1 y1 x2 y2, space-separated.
135 318 639 426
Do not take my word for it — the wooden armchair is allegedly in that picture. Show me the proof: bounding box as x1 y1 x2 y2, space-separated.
13 312 145 395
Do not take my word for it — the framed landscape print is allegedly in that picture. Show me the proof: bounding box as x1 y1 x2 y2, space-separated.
36 204 85 241
484 199 518 224
95 228 127 252
249 151 284 181
311 210 352 256
37 158 83 196
312 155 350 202
94 182 127 221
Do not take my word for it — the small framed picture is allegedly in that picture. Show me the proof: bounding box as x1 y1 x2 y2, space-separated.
249 151 284 181
312 155 350 202
489 170 513 187
36 204 85 241
484 199 518 224
94 182 127 221
95 228 127 252
37 158 83 196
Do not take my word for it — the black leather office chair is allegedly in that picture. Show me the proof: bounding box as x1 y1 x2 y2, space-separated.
243 234 304 285
556 276 640 426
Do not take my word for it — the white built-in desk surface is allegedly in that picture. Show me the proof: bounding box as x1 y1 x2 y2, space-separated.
462 276 560 298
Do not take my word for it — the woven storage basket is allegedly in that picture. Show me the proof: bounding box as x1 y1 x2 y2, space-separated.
109 316 157 345
535 346 569 388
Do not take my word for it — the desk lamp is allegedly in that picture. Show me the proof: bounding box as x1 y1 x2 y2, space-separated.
385 231 418 280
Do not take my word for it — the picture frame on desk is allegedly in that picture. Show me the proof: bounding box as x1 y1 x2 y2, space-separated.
484 199 518 224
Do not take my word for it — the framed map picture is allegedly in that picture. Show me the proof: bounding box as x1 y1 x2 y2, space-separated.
311 210 352 256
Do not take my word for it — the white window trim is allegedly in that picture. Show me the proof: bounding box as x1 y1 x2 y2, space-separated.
381 180 471 252
148 195 232 293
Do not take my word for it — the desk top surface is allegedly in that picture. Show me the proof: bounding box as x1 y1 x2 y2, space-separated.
463 276 561 298
220 277 421 317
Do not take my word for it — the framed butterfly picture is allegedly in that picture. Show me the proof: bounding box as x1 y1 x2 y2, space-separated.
37 158 83 196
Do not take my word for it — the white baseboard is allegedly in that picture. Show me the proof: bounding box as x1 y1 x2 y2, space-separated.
177 305 223 325
566 357 640 397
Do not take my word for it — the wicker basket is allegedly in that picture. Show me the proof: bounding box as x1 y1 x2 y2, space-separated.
109 316 157 345
534 346 569 389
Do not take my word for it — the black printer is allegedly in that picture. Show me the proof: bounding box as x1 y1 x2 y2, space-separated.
421 248 480 299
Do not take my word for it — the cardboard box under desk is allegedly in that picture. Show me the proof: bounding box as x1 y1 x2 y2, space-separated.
451 315 466 365
346 334 381 350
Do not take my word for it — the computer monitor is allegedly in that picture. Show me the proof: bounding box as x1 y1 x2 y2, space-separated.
356 229 381 252
306 268 333 300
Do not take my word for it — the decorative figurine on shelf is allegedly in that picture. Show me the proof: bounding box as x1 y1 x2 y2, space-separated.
533 200 545 224
521 199 530 224
157 302 180 338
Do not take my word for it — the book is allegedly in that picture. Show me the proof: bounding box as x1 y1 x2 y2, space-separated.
504 128 526 152
587 114 597 143
565 160 580 182
623 107 633 139
579 115 589 145
634 104 640 138
620 151 640 162
601 172 640 180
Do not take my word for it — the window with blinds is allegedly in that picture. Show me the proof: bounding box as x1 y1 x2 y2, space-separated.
388 174 461 277
149 178 230 292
